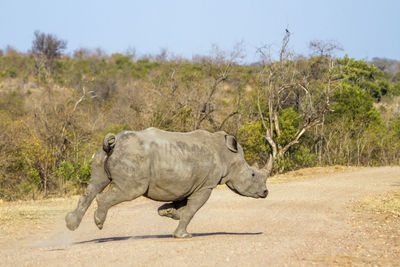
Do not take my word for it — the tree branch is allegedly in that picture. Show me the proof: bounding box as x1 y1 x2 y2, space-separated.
280 119 320 156
218 111 239 131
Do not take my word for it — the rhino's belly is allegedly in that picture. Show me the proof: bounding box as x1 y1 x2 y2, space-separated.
144 171 201 202
143 148 216 201
144 188 190 202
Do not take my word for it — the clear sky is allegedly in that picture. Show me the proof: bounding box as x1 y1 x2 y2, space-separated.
1 0 399 62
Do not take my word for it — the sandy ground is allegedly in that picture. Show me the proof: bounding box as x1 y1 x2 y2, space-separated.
1 166 399 266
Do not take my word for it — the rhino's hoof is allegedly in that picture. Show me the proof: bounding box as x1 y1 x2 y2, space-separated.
94 211 104 230
173 231 192 238
65 212 79 231
158 204 180 220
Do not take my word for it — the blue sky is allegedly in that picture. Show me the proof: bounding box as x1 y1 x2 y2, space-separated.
1 0 399 62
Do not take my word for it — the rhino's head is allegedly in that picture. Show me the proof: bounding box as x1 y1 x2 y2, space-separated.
222 135 269 199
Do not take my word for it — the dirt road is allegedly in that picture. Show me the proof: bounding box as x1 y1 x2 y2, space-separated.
1 167 399 266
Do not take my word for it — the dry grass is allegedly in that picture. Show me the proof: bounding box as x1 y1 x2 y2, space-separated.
342 190 400 266
0 197 78 225
309 187 400 266
354 190 400 217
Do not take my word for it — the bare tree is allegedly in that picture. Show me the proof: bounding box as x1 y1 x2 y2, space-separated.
32 30 67 76
194 43 245 130
309 39 343 58
256 31 340 174
144 43 245 132
73 47 93 59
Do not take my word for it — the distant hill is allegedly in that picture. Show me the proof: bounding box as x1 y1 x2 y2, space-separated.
370 57 400 74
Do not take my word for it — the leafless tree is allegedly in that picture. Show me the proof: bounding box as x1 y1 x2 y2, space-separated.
256 31 340 174
194 43 245 130
309 39 343 58
32 30 67 76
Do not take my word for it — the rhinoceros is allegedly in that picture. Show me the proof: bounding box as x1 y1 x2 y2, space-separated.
65 127 268 238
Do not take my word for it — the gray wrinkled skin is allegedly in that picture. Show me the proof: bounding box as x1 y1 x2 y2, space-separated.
65 127 269 238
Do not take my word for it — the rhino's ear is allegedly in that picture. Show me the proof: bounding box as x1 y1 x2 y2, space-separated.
225 135 238 153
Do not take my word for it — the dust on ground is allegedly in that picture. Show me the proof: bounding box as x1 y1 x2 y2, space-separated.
0 166 399 266
0 197 79 244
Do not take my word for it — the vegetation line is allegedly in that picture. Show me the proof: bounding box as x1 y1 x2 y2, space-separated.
0 31 400 200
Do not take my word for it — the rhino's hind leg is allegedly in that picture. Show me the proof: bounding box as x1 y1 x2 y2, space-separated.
66 156 110 231
158 199 187 220
66 182 110 230
94 185 146 230
173 189 211 238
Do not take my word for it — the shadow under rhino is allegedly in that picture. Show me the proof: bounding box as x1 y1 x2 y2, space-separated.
74 232 263 244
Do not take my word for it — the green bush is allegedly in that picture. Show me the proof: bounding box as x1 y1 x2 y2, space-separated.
337 56 390 101
275 145 318 172
55 160 92 187
329 84 381 127
276 108 302 146
237 121 268 165
7 68 17 78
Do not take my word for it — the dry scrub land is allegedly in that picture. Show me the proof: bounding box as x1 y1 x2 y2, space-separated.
1 166 399 266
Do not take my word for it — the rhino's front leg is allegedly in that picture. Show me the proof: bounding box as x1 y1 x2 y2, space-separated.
173 189 212 238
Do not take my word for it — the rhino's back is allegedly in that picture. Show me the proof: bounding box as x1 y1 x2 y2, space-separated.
111 128 224 201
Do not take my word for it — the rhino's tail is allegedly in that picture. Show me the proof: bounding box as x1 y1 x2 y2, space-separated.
103 133 116 180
